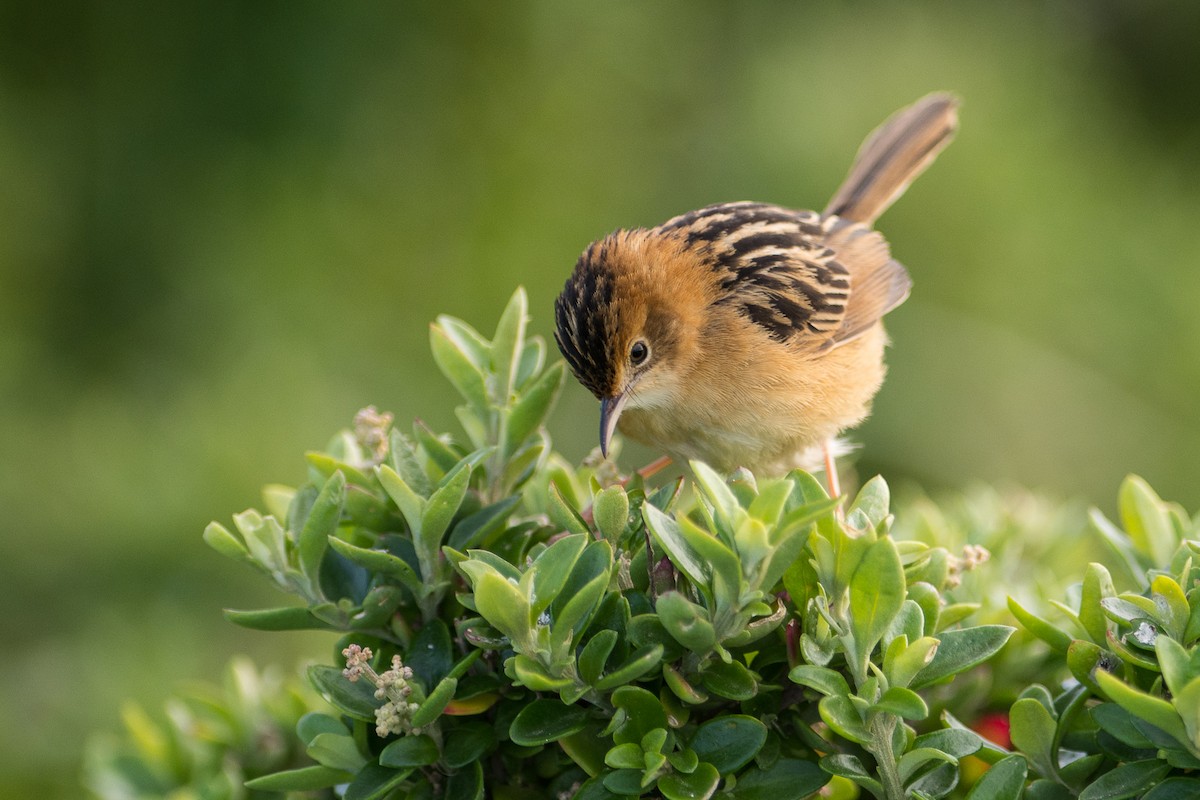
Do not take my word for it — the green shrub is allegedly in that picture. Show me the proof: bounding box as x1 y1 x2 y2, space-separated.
83 290 1200 799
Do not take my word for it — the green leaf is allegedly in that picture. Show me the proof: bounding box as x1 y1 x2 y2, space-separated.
460 561 531 646
604 741 643 770
529 534 588 616
444 721 496 769
491 287 528 403
379 734 440 767
658 761 719 800
819 694 869 745
848 537 905 668
411 676 457 728
1077 759 1171 800
445 760 484 800
594 485 631 544
297 712 349 744
874 686 929 720
579 629 619 685
887 635 939 689
1120 475 1176 567
448 495 521 550
299 471 346 582
419 462 471 561
691 460 744 540
504 360 565 456
729 758 829 800
819 754 881 794
1009 697 1058 779
897 747 955 783
223 606 336 631
611 686 668 745
431 320 489 411
308 664 378 721
689 715 767 774
328 538 422 596
378 465 425 535
788 664 851 698
244 765 354 791
1091 702 1157 749
965 755 1028 800
657 591 717 652
644 503 711 590
1095 670 1191 749
1143 778 1200 800
847 475 890 529
593 645 664 691
509 699 590 746
1007 597 1073 653
912 728 983 759
1080 563 1115 643
911 626 1015 689
701 659 757 701
203 521 249 561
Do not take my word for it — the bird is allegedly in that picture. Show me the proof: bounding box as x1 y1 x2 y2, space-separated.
553 93 958 485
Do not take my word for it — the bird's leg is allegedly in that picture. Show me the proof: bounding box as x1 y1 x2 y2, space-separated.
637 455 674 481
822 440 841 500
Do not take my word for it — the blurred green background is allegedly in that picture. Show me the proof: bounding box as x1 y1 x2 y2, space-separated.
2 2 1198 796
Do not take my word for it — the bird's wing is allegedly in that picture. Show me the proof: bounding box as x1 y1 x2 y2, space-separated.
657 202 908 350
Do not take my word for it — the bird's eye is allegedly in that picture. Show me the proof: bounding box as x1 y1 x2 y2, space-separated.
629 340 649 366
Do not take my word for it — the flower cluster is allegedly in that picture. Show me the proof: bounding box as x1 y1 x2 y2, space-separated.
341 644 421 737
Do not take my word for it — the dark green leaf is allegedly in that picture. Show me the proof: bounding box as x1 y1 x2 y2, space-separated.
1007 597 1073 653
223 606 336 631
911 626 1015 689
244 765 354 791
579 629 618 685
327 537 422 596
1144 777 1200 800
504 360 565 457
406 620 453 688
657 761 719 800
444 721 496 769
912 728 983 759
657 591 716 652
700 659 757 701
1009 697 1057 779
1095 670 1190 747
1077 759 1171 800
729 758 829 800
445 760 484 800
308 664 378 721
509 699 589 746
297 712 349 744
689 716 767 774
788 664 851 698
419 461 471 561
379 734 440 768
431 321 489 411
411 676 457 728
299 471 346 582
965 755 1028 800
593 645 664 691
530 534 588 616
874 686 929 720
343 763 413 800
610 686 668 745
1090 703 1157 749
448 495 521 550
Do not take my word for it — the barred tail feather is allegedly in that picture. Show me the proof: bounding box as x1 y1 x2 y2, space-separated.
823 93 959 226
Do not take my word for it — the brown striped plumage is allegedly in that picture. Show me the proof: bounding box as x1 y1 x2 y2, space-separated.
554 93 959 476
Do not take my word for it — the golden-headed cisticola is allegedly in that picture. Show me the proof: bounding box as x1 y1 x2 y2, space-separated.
553 93 959 479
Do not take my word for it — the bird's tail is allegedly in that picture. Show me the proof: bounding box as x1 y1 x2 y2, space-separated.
823 92 959 226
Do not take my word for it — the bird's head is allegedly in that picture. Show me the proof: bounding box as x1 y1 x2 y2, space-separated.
554 229 708 457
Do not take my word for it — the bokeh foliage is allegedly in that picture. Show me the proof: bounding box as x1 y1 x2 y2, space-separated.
2 2 1199 798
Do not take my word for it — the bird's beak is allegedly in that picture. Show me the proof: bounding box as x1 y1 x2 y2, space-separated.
599 392 628 459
